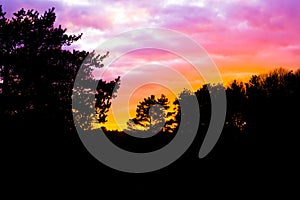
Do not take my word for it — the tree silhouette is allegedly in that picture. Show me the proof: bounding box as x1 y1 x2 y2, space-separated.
126 94 178 134
0 6 119 127
1 7 82 96
71 51 120 130
226 80 247 131
196 84 211 127
0 7 84 119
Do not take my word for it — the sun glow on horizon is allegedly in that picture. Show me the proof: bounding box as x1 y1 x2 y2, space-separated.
3 0 299 131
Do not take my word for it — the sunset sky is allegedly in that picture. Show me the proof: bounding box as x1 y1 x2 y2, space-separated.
2 0 300 130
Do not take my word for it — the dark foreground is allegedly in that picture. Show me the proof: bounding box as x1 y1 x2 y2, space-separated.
2 103 299 197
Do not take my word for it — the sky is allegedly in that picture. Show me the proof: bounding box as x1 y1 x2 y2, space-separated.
2 0 300 130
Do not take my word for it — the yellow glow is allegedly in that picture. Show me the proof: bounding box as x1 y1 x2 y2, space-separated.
103 83 178 131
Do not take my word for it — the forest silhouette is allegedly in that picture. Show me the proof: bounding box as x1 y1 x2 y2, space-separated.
1 6 299 187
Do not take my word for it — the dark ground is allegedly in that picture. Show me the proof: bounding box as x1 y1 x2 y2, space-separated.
2 107 299 197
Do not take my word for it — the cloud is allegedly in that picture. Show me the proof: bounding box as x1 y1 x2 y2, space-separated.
2 0 299 73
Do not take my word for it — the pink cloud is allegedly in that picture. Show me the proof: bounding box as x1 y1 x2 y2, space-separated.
2 0 300 76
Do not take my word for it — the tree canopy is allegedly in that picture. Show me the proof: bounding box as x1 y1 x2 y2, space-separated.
126 94 179 134
0 6 119 126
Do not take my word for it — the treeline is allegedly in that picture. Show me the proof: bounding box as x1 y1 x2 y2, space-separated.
1 6 299 162
104 68 300 154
